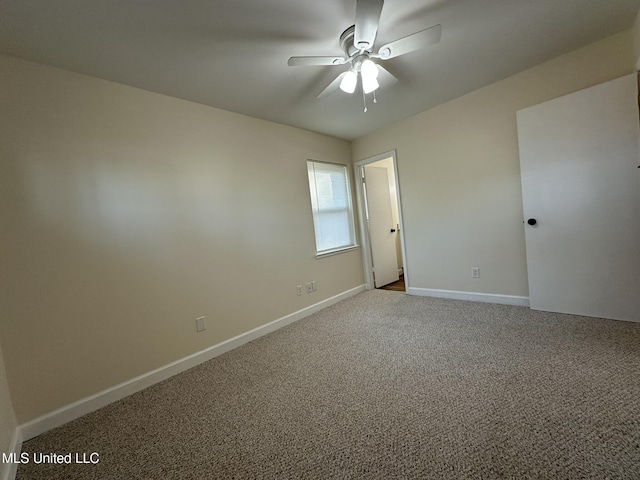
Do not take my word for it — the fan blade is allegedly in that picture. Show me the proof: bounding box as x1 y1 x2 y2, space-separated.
354 0 384 51
376 64 398 89
377 24 441 60
288 56 346 67
317 72 347 99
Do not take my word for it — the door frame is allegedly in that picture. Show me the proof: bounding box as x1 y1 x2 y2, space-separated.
354 150 409 291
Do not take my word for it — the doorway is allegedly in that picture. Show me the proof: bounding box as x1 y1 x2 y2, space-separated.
354 151 408 291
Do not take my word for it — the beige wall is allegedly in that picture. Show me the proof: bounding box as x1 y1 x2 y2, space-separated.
352 30 635 296
633 9 640 69
0 54 363 423
0 345 17 473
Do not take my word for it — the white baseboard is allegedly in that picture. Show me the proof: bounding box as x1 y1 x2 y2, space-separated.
406 287 530 307
1 428 22 480
18 284 366 442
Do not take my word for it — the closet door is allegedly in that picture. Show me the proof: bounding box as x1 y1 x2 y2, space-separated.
516 74 640 322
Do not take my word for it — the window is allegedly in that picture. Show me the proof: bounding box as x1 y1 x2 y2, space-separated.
307 160 357 256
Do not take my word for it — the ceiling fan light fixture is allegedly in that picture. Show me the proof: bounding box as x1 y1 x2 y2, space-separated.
360 59 379 94
361 59 379 79
362 75 379 94
340 70 358 94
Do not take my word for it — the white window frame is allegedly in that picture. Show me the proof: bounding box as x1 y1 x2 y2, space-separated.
307 160 358 257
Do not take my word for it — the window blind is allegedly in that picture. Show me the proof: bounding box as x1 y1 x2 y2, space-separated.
307 161 356 254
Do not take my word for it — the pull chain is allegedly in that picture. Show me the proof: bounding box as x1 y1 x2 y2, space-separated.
373 90 377 104
362 89 368 113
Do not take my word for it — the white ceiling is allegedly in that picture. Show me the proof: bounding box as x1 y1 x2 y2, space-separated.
1 0 638 140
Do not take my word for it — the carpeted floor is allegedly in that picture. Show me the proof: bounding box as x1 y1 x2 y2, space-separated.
17 290 640 479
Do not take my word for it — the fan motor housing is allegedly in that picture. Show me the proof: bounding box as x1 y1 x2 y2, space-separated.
340 26 361 57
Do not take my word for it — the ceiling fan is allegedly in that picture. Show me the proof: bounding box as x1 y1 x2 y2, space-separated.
287 0 441 109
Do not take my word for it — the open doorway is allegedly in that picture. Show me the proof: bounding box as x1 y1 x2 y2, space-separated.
354 151 408 292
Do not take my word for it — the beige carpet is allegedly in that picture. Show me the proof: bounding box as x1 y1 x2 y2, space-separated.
17 290 640 479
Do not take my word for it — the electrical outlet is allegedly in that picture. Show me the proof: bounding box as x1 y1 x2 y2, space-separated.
306 282 313 294
195 316 207 332
472 267 480 278
296 285 303 296
311 280 317 292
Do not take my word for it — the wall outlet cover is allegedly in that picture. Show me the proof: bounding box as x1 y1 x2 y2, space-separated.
195 316 207 332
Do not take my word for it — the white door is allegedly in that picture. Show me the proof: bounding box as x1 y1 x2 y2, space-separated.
516 74 640 322
364 166 399 288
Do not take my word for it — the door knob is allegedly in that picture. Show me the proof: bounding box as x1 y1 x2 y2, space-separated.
527 218 537 226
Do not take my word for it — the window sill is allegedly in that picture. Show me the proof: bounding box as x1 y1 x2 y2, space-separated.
315 245 360 259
